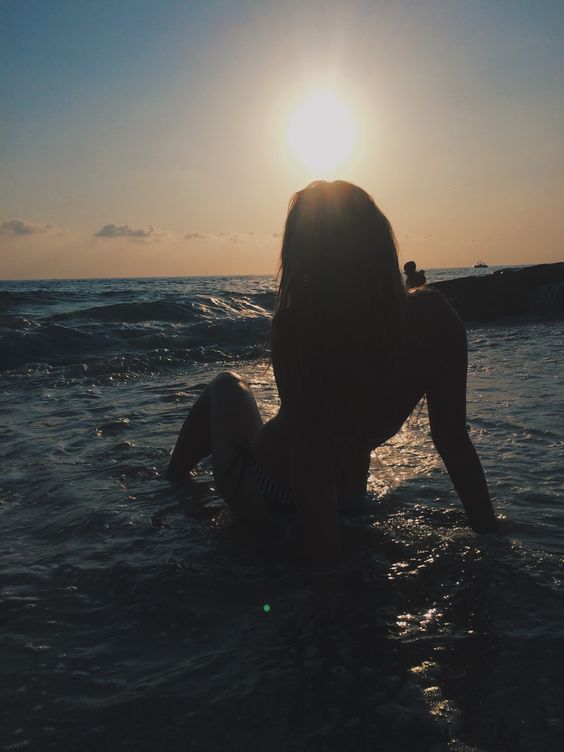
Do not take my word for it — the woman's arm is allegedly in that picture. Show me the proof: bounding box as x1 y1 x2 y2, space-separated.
426 300 498 533
432 433 498 533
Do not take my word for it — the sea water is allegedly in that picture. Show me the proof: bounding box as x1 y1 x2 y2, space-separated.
1 269 562 751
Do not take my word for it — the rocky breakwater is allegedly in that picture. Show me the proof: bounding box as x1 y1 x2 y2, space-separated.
430 262 564 322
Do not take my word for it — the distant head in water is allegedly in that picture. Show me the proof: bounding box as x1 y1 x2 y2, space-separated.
275 180 408 353
403 259 427 290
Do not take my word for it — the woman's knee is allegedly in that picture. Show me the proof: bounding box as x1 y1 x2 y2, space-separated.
210 370 248 394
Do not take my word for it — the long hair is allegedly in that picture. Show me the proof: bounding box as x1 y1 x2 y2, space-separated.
274 180 408 359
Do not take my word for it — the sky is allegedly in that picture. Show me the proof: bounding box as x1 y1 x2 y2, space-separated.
1 0 562 279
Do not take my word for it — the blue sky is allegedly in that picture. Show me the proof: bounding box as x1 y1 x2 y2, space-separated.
1 0 562 278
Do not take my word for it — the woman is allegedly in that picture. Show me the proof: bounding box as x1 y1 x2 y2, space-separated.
167 181 498 571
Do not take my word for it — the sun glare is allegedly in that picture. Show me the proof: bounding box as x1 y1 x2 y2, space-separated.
288 90 357 177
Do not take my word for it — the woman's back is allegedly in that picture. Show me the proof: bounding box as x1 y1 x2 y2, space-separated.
252 286 465 491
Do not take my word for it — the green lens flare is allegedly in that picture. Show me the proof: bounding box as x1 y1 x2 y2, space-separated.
263 603 271 613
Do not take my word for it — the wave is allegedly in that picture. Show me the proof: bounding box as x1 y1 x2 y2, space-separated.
2 343 268 384
0 313 271 373
0 288 81 306
51 300 204 324
47 293 274 325
0 324 104 370
248 291 276 309
80 344 267 382
0 314 38 330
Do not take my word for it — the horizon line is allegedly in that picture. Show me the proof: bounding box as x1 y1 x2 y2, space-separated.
0 262 552 284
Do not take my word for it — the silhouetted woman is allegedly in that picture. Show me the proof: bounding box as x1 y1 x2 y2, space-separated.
167 181 498 572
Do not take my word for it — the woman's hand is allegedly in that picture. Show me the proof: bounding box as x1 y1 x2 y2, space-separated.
470 514 500 535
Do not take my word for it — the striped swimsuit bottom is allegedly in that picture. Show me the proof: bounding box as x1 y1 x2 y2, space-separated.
246 455 367 514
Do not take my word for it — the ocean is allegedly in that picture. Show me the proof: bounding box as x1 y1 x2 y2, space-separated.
1 268 562 752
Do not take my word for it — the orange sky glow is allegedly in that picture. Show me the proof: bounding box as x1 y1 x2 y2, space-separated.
1 1 562 279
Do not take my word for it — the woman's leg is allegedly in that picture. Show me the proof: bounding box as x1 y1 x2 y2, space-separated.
166 388 212 480
166 371 263 482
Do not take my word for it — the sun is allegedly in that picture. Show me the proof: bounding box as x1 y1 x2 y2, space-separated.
288 90 357 177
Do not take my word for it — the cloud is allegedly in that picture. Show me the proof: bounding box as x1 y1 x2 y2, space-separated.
0 219 53 235
185 232 207 240
214 232 248 243
94 223 154 238
213 231 242 243
402 233 433 241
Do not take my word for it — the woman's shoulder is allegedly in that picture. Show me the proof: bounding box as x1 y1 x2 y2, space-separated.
407 287 465 346
407 284 451 310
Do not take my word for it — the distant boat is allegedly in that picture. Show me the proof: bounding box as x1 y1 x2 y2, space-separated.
473 261 488 268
